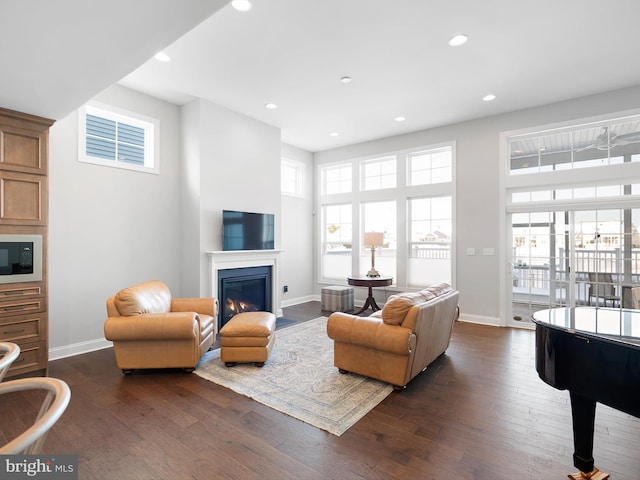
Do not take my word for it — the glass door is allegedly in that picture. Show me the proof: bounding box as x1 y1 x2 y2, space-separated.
509 207 640 327
510 210 570 327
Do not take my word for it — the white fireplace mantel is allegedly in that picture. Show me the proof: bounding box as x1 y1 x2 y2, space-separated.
206 250 283 330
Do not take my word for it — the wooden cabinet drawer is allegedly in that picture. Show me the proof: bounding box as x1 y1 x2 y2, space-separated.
0 282 45 318
0 298 44 317
0 314 43 343
0 282 44 299
6 340 47 376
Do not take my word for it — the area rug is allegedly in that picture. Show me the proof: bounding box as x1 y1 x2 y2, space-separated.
194 316 393 436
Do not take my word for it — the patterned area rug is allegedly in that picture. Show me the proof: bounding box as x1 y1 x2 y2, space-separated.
194 316 393 436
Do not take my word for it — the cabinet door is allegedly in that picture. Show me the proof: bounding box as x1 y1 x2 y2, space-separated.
0 170 46 225
0 122 48 175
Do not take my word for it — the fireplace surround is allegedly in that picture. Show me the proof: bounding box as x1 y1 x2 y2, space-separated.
207 249 282 334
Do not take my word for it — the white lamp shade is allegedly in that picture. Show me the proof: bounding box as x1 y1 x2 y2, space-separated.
363 232 384 247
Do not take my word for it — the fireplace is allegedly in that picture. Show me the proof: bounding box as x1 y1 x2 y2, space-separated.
207 249 282 335
218 266 272 331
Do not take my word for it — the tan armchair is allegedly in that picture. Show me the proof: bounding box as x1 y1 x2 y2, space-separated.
327 283 459 389
104 280 217 373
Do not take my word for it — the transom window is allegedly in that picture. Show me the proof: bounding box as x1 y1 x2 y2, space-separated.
509 115 640 175
78 103 159 174
322 163 352 195
361 156 396 191
409 147 452 185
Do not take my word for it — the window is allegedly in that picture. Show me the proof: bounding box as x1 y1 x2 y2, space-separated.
503 111 640 328
409 147 452 185
281 158 305 197
322 163 352 195
317 143 455 287
78 103 159 174
321 204 352 280
361 156 396 191
360 201 397 277
509 115 640 176
409 196 452 286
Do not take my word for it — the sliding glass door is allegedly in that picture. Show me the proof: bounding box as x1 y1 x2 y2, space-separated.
508 207 640 327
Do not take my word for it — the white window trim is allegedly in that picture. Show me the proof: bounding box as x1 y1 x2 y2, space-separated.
499 108 640 328
316 142 456 288
78 101 160 174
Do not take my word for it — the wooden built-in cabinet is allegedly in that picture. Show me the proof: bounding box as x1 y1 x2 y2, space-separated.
0 107 53 378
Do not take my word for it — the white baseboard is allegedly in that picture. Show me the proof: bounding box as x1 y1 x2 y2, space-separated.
280 294 318 308
47 306 501 361
458 313 502 327
49 338 112 361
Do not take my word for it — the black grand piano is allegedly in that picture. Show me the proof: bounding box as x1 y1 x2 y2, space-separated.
532 307 640 480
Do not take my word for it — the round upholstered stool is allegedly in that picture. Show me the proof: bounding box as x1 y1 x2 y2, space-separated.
219 311 276 367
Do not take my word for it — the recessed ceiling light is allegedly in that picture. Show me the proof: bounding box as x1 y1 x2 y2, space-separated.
395 116 406 122
340 76 352 84
265 103 278 109
231 0 252 12
330 132 339 137
448 34 468 47
482 94 496 102
154 52 170 62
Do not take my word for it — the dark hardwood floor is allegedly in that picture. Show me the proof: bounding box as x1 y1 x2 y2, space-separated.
2 301 639 479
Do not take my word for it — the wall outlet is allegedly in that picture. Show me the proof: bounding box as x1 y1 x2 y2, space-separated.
283 285 288 293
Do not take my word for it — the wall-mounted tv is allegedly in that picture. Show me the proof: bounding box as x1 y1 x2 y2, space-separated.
222 210 275 251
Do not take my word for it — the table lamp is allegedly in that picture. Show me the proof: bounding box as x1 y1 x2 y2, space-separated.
363 232 384 277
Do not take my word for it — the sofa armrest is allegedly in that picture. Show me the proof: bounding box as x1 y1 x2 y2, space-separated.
104 312 199 341
171 297 218 317
327 312 413 356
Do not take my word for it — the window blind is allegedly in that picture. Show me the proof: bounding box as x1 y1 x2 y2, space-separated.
86 113 145 165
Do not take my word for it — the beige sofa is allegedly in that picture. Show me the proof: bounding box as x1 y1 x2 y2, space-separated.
104 280 216 373
327 283 459 389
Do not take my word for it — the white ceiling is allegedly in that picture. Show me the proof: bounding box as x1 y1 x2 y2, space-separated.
119 0 640 152
0 0 227 121
4 1 640 154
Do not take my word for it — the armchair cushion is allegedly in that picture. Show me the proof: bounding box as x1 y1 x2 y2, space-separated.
114 280 171 315
381 291 431 325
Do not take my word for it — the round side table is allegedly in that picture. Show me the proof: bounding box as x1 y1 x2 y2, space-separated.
347 275 393 315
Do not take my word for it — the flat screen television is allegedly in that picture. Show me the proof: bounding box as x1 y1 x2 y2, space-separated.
222 210 275 251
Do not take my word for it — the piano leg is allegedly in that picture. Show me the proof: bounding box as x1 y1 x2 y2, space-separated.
567 468 609 480
568 392 609 480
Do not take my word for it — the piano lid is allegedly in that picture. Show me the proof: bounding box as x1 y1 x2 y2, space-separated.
532 307 640 350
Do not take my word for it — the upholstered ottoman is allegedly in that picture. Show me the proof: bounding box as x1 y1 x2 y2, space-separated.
321 285 354 312
219 312 276 367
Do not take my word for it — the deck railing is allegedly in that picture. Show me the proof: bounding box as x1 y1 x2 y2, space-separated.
513 248 640 290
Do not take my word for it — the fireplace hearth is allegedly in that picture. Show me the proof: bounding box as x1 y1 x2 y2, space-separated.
218 266 272 331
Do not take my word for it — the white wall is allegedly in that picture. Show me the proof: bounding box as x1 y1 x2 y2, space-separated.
181 99 283 298
280 143 315 306
179 100 202 297
48 84 183 358
314 84 640 326
48 89 313 359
